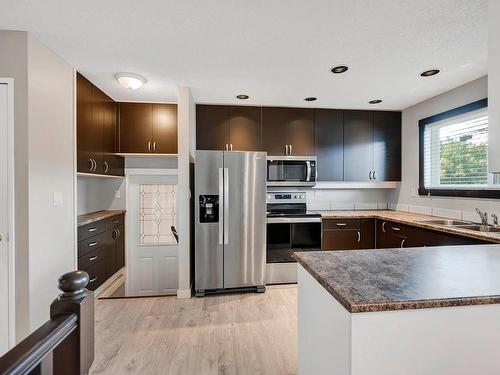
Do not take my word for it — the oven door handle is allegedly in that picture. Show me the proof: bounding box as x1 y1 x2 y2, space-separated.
306 161 311 182
266 217 322 224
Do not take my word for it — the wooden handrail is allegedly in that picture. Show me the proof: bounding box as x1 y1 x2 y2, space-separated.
0 314 77 374
0 270 95 375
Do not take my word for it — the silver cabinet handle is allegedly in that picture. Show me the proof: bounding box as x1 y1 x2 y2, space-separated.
117 228 121 238
373 170 376 180
392 227 401 232
112 228 117 240
218 168 224 245
113 220 119 224
357 231 361 243
153 141 156 151
306 161 311 182
400 239 406 248
104 161 109 174
369 171 372 180
89 256 97 261
89 277 98 283
285 145 288 155
92 159 97 172
88 158 94 172
148 141 151 151
382 221 386 233
289 144 292 155
224 167 229 245
336 223 347 227
230 144 233 151
88 228 97 232
88 242 98 247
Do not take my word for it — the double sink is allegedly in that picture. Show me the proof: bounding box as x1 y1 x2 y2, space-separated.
417 219 500 233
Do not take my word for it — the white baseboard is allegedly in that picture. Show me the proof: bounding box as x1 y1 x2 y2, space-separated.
177 289 192 299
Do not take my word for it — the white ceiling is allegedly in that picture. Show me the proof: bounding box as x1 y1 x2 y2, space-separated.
0 0 488 110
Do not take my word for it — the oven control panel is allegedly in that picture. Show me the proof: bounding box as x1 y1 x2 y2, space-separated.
266 192 306 204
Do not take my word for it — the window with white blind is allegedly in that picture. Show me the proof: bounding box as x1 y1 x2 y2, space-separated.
419 99 500 198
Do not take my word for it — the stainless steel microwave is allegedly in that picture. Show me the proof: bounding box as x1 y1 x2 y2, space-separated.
266 156 317 186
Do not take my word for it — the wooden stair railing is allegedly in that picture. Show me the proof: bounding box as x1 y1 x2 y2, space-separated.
0 270 95 375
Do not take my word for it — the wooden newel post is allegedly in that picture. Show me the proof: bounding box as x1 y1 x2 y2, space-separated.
50 270 94 375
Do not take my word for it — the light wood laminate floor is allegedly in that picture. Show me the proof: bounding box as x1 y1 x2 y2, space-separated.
90 285 298 375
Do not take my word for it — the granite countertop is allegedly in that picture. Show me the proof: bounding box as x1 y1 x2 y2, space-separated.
78 210 126 227
317 210 500 243
294 245 500 313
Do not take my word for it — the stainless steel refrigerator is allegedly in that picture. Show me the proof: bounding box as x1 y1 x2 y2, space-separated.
195 150 267 296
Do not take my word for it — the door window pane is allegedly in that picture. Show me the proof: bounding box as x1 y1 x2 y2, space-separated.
139 184 177 245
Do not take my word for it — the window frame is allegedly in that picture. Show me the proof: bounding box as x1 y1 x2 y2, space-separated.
418 98 500 199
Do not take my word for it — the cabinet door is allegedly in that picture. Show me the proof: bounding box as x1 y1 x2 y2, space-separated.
228 106 262 151
152 104 178 154
91 86 106 174
102 97 124 176
373 111 401 181
196 105 229 150
322 230 361 250
119 102 153 153
375 220 387 248
76 73 94 173
315 109 343 181
343 110 373 181
262 107 314 155
359 219 375 249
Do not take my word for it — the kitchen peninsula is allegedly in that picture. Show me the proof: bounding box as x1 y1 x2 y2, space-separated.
295 245 500 375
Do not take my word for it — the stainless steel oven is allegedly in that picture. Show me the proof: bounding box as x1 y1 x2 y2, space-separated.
267 156 317 187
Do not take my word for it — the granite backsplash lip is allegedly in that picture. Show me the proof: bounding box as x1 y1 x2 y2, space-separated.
316 210 500 243
78 210 126 227
294 245 500 313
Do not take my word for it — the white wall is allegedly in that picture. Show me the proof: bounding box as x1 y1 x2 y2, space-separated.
390 76 500 222
489 0 500 172
0 31 76 338
26 34 75 331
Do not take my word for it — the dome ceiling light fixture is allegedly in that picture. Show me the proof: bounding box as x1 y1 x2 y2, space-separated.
369 99 382 104
236 94 249 100
420 69 440 77
331 65 349 74
115 72 147 90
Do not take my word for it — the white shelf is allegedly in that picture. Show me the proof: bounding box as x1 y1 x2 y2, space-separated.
313 181 400 189
77 172 124 179
115 153 178 157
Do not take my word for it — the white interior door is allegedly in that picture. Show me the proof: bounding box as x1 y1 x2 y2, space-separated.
0 82 14 354
126 175 178 296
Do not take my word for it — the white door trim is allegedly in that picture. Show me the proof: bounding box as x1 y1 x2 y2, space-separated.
0 77 16 348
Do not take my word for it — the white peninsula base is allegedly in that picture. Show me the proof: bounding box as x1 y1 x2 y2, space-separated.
298 264 500 375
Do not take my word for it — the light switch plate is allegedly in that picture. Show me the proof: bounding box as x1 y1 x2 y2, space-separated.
115 190 121 199
53 191 63 206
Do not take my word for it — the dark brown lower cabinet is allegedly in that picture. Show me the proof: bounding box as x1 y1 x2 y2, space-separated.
375 219 489 249
322 219 375 250
78 214 125 291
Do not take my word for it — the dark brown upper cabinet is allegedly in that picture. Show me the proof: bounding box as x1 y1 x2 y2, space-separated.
77 72 124 176
343 110 401 182
118 102 178 154
196 105 262 151
314 109 343 181
262 107 314 156
343 110 374 181
228 106 262 151
196 105 230 150
373 111 401 181
77 73 93 173
152 104 178 154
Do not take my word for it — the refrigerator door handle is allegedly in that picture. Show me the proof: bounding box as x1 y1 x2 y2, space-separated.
218 168 224 245
224 167 229 245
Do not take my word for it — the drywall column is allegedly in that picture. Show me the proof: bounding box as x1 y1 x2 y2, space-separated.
489 0 500 172
176 87 194 298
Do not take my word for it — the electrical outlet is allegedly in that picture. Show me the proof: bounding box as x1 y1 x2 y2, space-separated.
115 190 121 199
53 192 63 206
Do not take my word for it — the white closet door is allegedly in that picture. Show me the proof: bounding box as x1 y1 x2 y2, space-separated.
127 175 178 296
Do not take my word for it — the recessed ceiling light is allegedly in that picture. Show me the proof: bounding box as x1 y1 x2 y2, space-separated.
369 99 382 104
115 73 147 90
305 97 317 102
236 94 249 100
420 69 440 77
331 65 349 74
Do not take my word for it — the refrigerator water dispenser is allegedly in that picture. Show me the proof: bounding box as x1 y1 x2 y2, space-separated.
199 195 219 223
